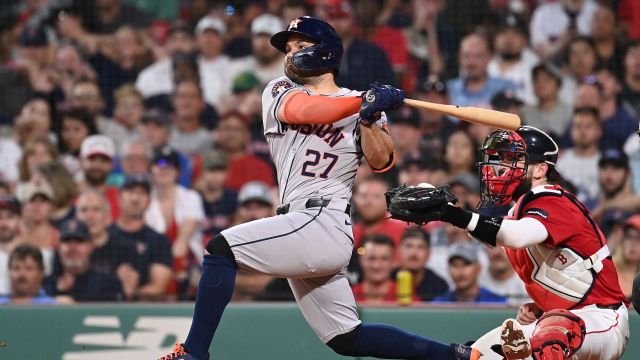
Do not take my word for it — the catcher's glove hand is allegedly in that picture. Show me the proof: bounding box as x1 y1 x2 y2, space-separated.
385 185 458 225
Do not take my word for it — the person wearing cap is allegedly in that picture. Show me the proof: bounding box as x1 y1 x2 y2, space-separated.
613 215 640 299
521 63 573 139
146 146 205 295
198 149 237 238
169 79 214 156
44 218 123 301
388 107 422 170
18 180 57 276
0 244 56 305
398 152 446 187
0 195 23 295
323 1 395 91
393 228 449 301
195 16 232 108
140 109 194 187
448 173 481 210
215 111 276 191
432 243 507 303
216 72 263 120
488 13 539 106
593 148 640 222
228 14 285 86
490 90 524 116
447 33 517 110
108 175 173 300
80 135 121 221
555 107 602 207
414 75 457 161
16 26 52 89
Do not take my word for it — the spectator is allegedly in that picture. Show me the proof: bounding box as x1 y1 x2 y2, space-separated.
18 181 57 276
113 84 144 136
490 90 524 115
45 218 123 301
216 111 276 191
107 176 173 300
615 215 640 298
558 36 600 106
530 0 598 60
353 0 409 87
414 75 456 162
556 107 602 207
479 246 529 304
353 176 408 248
621 42 640 118
0 244 56 304
324 3 395 91
573 72 636 151
217 72 263 138
52 44 98 104
79 135 120 220
70 78 129 149
145 146 205 295
57 108 98 180
134 23 197 103
593 149 640 225
488 13 539 105
591 5 627 79
12 97 54 147
169 80 214 156
0 195 22 295
394 228 448 301
282 0 311 25
0 130 21 188
447 33 516 109
198 149 237 238
228 14 285 86
443 130 478 179
389 107 422 170
432 243 507 303
193 16 232 107
78 0 152 33
521 63 573 139
14 26 54 95
398 152 446 187
352 234 416 303
32 161 78 228
448 173 481 209
231 181 281 301
17 137 58 191
75 190 112 256
140 109 193 187
116 136 152 181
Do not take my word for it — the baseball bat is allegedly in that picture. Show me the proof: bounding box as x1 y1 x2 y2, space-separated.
403 98 521 131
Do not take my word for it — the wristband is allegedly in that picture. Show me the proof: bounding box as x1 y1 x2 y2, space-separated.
469 215 503 246
441 204 473 229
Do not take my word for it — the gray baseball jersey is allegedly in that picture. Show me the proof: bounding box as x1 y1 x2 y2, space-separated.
221 76 390 343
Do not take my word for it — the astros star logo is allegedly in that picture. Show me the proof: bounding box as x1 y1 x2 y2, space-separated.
289 18 302 29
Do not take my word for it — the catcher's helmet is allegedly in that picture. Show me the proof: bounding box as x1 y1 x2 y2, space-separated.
270 16 343 74
477 126 559 207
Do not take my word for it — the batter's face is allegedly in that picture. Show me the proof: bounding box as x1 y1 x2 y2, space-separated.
360 243 394 284
283 34 318 84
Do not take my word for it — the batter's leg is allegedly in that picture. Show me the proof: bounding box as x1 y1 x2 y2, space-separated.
182 234 237 359
289 271 481 360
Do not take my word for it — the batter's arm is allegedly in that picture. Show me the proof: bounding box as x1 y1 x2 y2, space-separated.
277 90 362 124
360 123 395 172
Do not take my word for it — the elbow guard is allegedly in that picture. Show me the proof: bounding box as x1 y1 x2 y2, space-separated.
469 215 503 247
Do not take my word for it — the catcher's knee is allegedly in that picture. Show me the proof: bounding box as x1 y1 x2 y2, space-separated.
205 234 236 264
326 325 361 356
531 309 586 359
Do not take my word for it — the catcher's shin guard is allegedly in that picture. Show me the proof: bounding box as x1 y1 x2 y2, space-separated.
529 309 586 360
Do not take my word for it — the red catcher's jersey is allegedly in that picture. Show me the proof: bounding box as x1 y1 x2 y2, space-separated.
504 184 629 311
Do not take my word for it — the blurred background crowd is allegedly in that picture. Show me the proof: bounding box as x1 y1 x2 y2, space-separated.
0 0 639 307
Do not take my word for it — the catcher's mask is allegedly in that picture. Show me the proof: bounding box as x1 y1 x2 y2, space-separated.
477 129 528 207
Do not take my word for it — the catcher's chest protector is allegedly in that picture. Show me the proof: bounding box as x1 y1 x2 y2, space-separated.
509 186 610 310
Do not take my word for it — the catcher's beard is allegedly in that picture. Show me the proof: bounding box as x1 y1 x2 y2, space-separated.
511 173 533 202
284 58 325 86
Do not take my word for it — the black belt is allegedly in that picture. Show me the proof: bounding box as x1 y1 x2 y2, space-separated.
276 199 351 215
595 302 623 310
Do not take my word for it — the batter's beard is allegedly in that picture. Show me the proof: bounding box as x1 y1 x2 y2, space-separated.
284 58 322 86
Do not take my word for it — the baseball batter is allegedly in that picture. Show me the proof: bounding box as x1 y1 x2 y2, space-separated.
387 126 630 360
159 16 478 360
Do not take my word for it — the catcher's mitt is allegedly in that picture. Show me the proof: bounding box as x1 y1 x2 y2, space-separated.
385 185 458 225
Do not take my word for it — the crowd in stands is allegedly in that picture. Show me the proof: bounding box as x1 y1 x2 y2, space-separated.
0 0 639 306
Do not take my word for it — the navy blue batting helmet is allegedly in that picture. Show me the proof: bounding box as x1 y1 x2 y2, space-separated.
270 16 343 74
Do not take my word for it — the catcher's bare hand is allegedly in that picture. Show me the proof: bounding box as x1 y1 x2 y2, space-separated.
385 185 458 225
516 302 543 325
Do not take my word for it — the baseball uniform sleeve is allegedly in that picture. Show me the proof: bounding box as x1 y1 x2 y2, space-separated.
262 77 304 135
520 196 575 247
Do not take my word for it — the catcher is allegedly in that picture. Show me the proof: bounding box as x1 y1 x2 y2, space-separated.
387 126 630 360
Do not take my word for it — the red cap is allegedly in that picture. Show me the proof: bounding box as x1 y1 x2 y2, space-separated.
325 0 352 18
625 215 640 231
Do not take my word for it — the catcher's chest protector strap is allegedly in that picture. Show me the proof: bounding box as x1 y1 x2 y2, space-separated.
514 188 610 308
